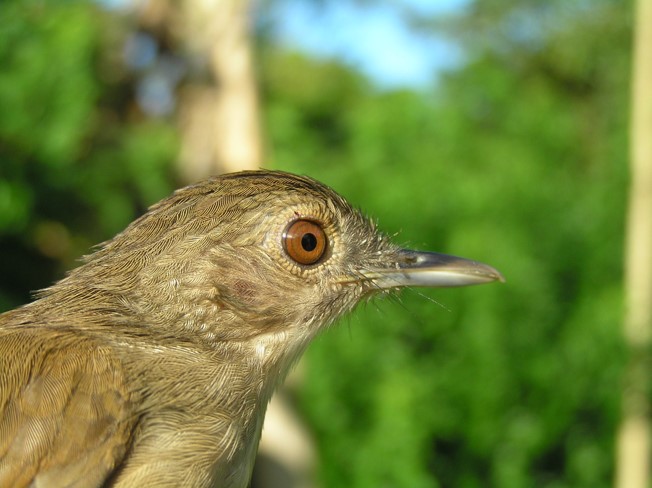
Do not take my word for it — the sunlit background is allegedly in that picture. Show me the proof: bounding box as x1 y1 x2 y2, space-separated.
0 1 635 487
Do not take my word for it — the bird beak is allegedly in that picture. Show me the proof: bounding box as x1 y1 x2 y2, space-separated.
368 249 504 290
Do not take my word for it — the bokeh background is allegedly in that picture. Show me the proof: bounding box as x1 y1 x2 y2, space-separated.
0 1 636 487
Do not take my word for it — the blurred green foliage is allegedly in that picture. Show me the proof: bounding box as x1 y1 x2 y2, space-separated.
0 0 632 487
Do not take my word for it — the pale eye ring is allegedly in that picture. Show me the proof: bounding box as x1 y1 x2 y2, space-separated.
283 219 328 265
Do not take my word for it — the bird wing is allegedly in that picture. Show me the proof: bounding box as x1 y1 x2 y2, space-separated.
0 326 136 488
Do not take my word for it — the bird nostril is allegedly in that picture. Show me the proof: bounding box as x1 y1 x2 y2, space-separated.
401 255 418 266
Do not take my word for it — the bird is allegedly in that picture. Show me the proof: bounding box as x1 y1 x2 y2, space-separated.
0 170 502 488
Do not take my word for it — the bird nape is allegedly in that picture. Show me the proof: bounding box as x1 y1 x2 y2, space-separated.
0 170 503 488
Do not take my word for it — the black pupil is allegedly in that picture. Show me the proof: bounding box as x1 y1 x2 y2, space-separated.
301 232 318 252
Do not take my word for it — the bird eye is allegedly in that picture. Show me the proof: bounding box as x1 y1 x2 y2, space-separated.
283 219 328 266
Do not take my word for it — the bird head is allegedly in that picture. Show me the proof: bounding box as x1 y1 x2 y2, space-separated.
52 171 502 371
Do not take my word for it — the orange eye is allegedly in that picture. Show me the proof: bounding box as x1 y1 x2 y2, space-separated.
283 219 328 265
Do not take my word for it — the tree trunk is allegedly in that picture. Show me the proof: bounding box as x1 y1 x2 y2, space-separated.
176 0 263 181
616 0 652 486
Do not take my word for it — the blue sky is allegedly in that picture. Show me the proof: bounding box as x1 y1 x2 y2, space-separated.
102 0 469 90
268 0 469 89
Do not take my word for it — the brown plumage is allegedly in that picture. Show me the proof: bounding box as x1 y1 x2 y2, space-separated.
0 171 502 487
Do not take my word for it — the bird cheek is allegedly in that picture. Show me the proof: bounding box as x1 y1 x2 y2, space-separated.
212 278 260 310
231 279 258 305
